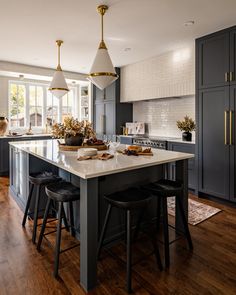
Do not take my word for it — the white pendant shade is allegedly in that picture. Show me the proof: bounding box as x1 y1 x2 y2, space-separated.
89 48 118 90
49 69 69 98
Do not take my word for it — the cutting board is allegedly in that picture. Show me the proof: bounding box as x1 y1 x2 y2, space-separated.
59 143 108 151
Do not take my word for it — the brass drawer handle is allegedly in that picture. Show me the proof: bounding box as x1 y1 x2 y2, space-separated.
225 110 228 145
225 72 229 82
230 110 233 145
230 72 234 82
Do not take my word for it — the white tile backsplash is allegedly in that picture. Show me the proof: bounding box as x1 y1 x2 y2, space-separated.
133 95 195 138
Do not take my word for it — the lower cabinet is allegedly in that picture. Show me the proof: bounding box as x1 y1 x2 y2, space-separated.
120 136 133 145
0 136 52 176
168 142 196 192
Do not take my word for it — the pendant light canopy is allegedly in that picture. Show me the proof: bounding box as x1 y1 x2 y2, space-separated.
88 5 118 90
49 40 69 98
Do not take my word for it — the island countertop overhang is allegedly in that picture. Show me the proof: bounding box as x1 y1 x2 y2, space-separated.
9 140 194 179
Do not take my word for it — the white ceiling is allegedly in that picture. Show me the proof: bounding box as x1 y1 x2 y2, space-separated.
0 0 236 74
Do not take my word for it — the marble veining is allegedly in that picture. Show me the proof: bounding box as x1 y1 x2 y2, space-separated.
9 140 194 179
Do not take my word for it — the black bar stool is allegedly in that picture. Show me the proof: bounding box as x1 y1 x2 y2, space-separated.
22 172 62 244
97 187 162 294
37 181 80 278
142 179 193 268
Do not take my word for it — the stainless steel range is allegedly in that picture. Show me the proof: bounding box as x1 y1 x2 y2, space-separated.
133 136 178 150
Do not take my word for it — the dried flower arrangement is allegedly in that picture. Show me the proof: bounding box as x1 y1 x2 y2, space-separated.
52 117 96 139
176 115 196 133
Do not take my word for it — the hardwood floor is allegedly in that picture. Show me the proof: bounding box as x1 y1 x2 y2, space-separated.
0 176 236 295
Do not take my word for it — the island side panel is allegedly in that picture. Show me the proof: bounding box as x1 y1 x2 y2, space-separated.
79 177 99 292
175 159 189 232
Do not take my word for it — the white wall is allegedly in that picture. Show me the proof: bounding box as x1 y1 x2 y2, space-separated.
121 46 195 102
0 76 9 117
133 95 195 138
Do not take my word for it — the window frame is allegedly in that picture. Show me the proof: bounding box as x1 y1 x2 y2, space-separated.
8 80 77 129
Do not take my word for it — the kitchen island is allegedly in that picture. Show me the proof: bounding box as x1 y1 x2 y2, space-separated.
9 139 194 292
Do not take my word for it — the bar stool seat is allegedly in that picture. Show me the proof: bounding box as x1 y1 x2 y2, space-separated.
37 181 80 278
22 172 62 244
98 187 162 293
142 179 193 268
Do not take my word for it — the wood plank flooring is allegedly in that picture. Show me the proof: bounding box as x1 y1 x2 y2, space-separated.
0 176 236 294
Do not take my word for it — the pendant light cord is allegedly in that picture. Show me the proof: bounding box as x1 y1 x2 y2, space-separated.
56 40 63 71
101 12 104 42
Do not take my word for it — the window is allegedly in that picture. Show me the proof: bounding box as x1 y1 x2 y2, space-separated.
9 83 26 127
9 81 78 129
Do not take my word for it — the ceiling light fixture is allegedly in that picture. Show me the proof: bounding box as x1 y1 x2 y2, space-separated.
49 40 69 98
88 5 118 90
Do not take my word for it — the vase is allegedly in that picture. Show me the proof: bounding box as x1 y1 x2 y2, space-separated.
0 117 8 136
65 134 84 146
182 131 192 142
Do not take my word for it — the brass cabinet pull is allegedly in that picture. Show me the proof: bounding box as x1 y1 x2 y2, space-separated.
225 110 228 145
229 71 234 82
230 110 233 145
225 72 229 82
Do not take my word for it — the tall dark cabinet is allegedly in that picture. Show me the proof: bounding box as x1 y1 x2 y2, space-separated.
196 25 236 202
93 68 133 136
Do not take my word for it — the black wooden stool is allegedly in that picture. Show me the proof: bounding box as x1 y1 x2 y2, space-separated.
142 179 193 268
22 172 62 244
37 181 80 278
97 187 162 293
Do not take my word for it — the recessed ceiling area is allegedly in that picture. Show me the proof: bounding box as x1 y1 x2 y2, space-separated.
0 0 236 73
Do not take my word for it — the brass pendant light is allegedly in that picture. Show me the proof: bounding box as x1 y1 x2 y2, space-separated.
88 5 119 90
49 40 69 98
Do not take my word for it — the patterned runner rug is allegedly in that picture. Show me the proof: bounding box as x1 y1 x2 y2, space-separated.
167 197 222 225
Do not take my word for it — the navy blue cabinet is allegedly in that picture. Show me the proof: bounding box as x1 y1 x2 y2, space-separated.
168 142 196 192
196 25 236 202
93 68 133 136
120 136 133 145
0 136 52 176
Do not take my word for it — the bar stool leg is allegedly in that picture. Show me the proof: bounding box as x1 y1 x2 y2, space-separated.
97 204 112 259
126 209 132 294
54 201 63 278
162 197 170 268
32 184 41 244
61 204 70 232
69 201 75 237
37 198 52 251
156 197 161 231
176 196 193 250
22 183 34 227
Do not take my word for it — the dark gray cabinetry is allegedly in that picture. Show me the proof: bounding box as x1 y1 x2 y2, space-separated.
0 136 51 176
93 68 133 136
198 87 230 199
168 142 196 191
196 25 236 202
198 32 229 89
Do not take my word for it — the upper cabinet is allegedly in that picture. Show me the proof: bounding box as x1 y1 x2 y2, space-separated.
197 27 236 89
120 46 195 102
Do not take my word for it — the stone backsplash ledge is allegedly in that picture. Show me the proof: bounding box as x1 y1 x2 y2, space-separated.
133 95 195 138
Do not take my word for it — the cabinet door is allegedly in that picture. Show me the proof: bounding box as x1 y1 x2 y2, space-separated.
198 32 230 89
105 101 115 135
94 102 105 135
105 83 116 100
95 86 105 101
230 29 236 85
229 85 236 202
198 87 230 199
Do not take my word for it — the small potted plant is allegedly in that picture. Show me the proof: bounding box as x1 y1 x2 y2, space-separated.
52 117 95 146
176 115 196 141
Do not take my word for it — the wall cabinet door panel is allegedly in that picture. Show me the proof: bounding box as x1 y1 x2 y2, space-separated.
229 85 236 201
198 33 229 89
198 87 230 199
230 30 236 85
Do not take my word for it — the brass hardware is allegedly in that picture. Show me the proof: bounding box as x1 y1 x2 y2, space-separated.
97 5 108 15
230 110 233 145
97 5 109 49
89 72 119 78
230 71 234 82
225 72 229 82
55 40 63 69
48 87 69 91
225 110 228 145
99 40 107 50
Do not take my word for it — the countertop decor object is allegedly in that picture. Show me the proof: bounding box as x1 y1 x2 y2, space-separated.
88 4 118 90
176 115 196 142
49 40 69 98
0 117 8 136
52 117 96 146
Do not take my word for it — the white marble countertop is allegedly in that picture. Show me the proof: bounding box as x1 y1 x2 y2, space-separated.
9 140 194 179
0 133 52 139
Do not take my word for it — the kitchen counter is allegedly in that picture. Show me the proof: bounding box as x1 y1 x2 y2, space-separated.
9 139 193 292
0 133 52 139
9 140 194 179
